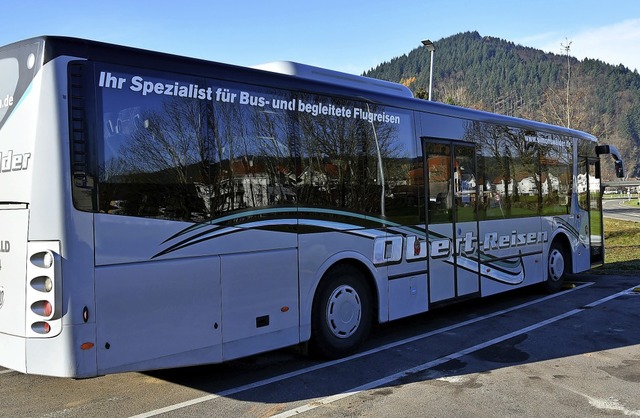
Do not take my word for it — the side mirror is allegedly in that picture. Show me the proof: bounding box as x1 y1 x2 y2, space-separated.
615 160 624 178
596 144 625 178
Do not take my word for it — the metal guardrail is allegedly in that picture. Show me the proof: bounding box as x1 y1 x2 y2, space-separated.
602 180 640 187
602 180 640 188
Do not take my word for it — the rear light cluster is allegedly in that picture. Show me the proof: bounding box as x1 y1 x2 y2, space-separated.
26 242 62 337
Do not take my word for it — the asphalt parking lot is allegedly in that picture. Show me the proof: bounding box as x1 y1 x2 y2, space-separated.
1 271 639 417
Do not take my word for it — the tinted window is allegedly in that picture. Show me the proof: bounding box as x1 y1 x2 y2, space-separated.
473 123 572 219
96 66 213 220
0 57 19 123
0 41 42 129
90 64 415 223
294 93 416 220
538 135 572 215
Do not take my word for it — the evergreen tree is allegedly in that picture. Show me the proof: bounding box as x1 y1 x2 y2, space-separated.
364 32 640 178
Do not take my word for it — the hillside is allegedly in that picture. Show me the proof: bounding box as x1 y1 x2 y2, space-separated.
364 31 640 180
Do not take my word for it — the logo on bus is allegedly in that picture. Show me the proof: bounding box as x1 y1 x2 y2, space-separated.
0 150 31 173
427 230 548 260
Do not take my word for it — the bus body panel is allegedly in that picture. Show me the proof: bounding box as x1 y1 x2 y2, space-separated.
427 223 458 301
0 207 29 374
479 217 544 297
0 330 26 373
25 321 97 378
93 214 299 265
220 248 299 361
0 46 63 375
0 209 29 338
94 214 300 368
31 58 99 377
387 233 429 321
95 256 222 374
28 57 98 337
456 221 481 297
388 273 429 321
572 201 593 273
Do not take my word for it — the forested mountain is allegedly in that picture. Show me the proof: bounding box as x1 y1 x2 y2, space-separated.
364 31 640 179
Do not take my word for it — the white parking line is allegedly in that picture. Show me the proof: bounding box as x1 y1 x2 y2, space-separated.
130 282 593 418
273 284 639 417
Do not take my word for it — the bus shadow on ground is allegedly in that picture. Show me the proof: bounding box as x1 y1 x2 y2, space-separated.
144 273 640 406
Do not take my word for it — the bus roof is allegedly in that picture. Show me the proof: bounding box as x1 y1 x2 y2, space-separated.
253 61 414 99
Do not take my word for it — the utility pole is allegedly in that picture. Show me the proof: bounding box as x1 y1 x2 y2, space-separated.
561 38 572 128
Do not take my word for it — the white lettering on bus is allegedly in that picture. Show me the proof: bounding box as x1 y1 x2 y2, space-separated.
128 76 213 100
96 71 402 125
98 71 127 89
215 88 237 103
0 150 31 173
239 91 267 107
353 107 401 124
480 231 548 252
427 230 548 260
0 94 14 109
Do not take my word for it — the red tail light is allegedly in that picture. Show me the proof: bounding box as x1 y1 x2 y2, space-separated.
31 322 51 334
27 243 62 337
31 300 53 318
43 301 52 317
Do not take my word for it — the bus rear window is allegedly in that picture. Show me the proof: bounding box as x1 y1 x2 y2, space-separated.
0 40 42 129
0 57 19 122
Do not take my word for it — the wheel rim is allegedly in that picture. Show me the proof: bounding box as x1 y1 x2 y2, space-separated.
548 248 565 282
326 285 362 339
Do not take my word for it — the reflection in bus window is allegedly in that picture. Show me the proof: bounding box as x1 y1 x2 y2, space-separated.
95 67 415 223
472 122 572 220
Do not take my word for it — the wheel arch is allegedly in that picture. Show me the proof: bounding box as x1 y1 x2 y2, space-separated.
317 258 380 316
300 251 385 343
548 230 573 275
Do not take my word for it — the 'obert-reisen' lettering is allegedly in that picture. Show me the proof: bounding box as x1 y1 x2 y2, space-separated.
428 230 548 260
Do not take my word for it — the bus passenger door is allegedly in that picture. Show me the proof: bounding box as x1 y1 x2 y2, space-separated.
423 139 480 304
578 157 604 266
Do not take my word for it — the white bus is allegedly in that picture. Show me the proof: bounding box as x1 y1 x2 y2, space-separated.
0 37 624 377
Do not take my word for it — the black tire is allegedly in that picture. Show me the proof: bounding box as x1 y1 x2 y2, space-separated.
543 241 567 293
310 264 372 358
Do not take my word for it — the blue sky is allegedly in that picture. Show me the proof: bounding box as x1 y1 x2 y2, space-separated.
2 1 640 74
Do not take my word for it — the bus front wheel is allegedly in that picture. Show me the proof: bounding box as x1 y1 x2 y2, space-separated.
310 265 372 358
544 241 566 293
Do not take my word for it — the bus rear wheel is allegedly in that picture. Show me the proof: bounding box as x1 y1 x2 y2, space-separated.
310 265 372 358
544 241 566 293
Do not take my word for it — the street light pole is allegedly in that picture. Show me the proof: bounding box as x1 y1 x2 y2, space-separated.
422 39 436 101
561 39 572 128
